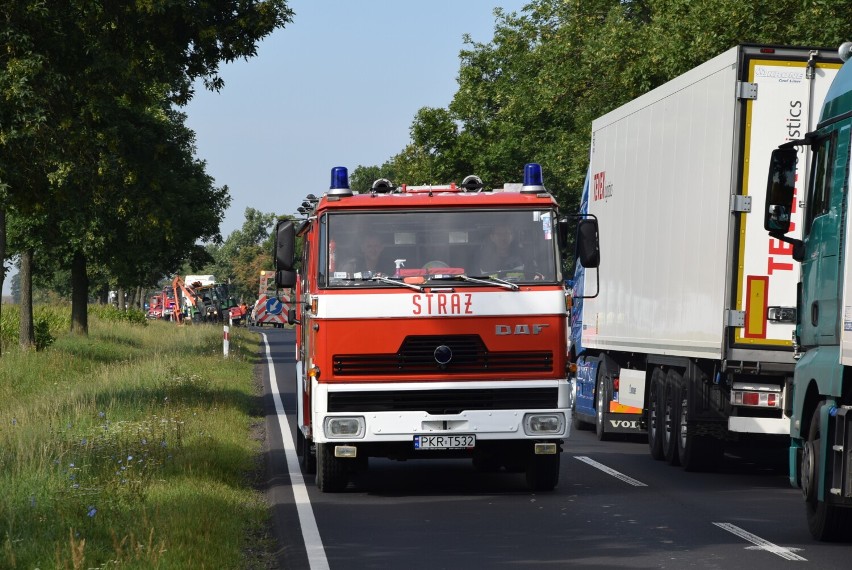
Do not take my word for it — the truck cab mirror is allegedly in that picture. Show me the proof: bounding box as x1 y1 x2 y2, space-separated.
764 147 798 234
557 217 570 251
275 220 296 270
276 269 296 289
575 218 600 268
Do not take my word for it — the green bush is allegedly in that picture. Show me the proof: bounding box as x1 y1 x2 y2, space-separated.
0 304 70 350
89 304 148 325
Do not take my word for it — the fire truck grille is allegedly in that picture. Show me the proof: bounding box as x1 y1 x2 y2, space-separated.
332 334 553 376
327 387 559 414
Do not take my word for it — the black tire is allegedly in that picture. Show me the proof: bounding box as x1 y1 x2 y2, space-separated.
315 443 349 492
802 403 852 541
663 370 681 466
525 451 560 492
676 376 722 472
647 368 665 460
298 430 316 474
595 367 612 441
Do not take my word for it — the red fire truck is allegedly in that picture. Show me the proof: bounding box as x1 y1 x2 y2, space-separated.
274 164 578 492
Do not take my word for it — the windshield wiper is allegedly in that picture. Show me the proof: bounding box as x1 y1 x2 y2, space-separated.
440 274 520 291
369 275 425 292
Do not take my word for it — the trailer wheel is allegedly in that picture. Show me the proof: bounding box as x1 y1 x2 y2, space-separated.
298 430 316 474
647 368 665 460
663 370 681 466
802 403 852 541
525 451 560 492
316 443 349 492
676 378 722 471
595 368 612 441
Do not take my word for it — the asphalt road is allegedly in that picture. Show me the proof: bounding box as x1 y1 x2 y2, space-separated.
256 328 852 569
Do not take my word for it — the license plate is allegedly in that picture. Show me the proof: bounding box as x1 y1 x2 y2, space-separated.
414 434 475 450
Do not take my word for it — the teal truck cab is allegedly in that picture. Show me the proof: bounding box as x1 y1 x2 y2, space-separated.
765 42 852 541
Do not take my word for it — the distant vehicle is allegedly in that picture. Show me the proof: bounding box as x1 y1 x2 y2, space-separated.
250 270 289 328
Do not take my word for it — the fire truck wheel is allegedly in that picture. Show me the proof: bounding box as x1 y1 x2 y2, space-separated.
297 431 316 474
662 370 681 466
802 403 852 541
525 451 560 492
647 367 665 460
316 443 349 493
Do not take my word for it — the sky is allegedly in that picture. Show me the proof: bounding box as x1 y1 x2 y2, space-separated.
3 0 530 296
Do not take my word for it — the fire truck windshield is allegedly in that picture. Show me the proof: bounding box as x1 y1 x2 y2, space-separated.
321 209 561 287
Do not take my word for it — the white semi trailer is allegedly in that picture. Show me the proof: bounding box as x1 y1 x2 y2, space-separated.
573 45 841 469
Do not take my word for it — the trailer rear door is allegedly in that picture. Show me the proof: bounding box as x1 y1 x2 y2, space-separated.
734 49 840 350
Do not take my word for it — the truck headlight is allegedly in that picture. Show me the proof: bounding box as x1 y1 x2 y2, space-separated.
524 413 565 435
323 416 365 438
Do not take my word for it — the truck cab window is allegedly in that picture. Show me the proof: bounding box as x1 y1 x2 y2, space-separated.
805 135 836 235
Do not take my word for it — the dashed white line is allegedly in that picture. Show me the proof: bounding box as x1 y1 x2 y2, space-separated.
713 522 807 561
573 455 648 486
263 333 330 570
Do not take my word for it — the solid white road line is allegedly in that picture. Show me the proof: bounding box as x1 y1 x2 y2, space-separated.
713 522 807 561
573 456 648 487
263 333 330 570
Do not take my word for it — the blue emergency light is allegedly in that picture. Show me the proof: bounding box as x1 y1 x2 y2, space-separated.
329 166 353 196
330 166 349 189
522 163 545 193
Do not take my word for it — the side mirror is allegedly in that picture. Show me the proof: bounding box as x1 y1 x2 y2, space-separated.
557 217 570 251
764 147 798 234
276 269 296 289
275 220 296 271
575 218 600 268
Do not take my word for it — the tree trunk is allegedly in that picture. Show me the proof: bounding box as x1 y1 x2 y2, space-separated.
117 288 126 310
70 251 89 335
137 286 144 309
19 249 35 350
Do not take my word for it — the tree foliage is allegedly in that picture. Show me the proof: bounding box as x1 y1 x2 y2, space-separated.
0 1 293 336
375 0 852 215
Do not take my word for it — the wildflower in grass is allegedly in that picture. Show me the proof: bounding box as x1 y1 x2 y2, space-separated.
29 496 36 508
11 418 17 426
87 506 97 518
99 411 105 418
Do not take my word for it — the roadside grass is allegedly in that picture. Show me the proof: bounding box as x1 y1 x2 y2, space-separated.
0 310 272 569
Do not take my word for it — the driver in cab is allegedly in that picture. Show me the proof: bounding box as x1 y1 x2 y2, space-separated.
478 225 523 275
